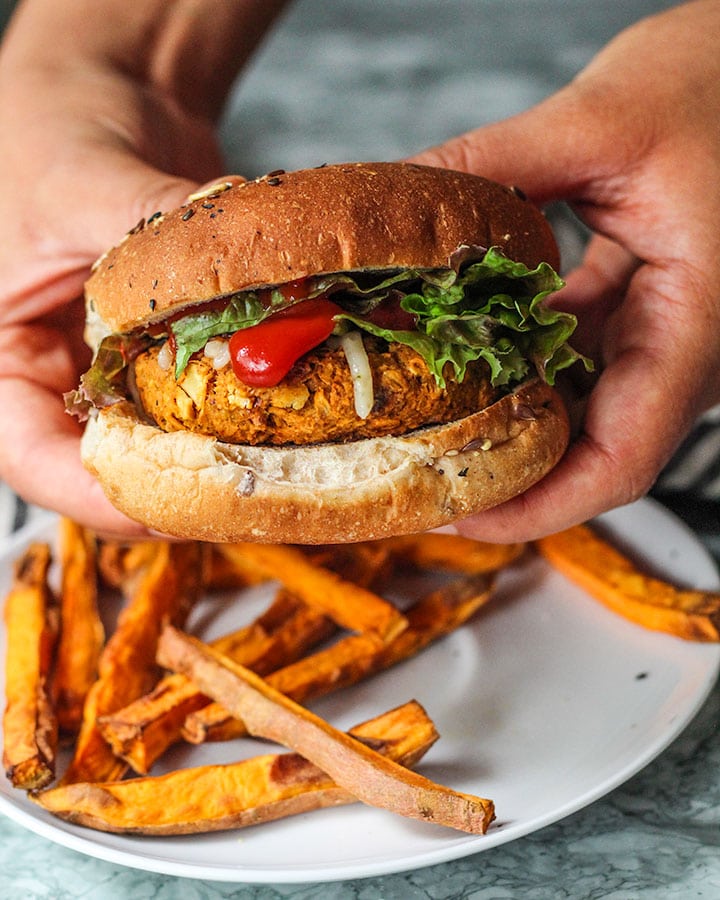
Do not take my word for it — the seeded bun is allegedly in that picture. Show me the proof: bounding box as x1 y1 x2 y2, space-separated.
81 378 568 543
80 161 570 543
85 162 560 340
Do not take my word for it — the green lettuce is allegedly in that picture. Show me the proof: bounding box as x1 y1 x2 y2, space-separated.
64 333 152 419
168 246 587 387
171 294 278 376
69 245 590 416
337 247 583 387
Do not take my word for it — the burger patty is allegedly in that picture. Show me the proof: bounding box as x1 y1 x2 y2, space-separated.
132 337 500 446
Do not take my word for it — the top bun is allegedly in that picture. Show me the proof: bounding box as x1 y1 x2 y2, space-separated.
85 162 559 335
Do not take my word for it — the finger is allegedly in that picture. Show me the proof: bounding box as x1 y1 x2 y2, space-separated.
0 377 150 539
456 261 720 542
454 369 674 545
2 166 242 331
406 92 581 203
454 390 662 545
562 235 640 304
406 80 641 217
0 167 202 327
556 235 640 360
61 158 204 261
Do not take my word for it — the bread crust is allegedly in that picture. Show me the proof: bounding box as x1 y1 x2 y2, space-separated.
86 162 560 335
80 379 569 544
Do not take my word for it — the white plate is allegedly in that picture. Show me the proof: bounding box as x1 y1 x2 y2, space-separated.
1 499 719 883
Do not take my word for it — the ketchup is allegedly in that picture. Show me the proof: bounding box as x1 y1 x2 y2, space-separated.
229 297 342 387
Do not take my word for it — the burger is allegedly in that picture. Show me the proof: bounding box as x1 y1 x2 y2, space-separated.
68 162 585 543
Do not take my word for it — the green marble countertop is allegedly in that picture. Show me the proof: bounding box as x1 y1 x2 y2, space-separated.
3 2 718 896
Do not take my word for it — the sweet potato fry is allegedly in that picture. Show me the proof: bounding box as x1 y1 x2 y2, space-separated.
386 533 525 574
34 701 438 834
184 573 494 744
308 540 394 585
99 590 335 773
537 524 720 641
3 543 58 790
157 625 495 833
202 544 270 591
96 540 157 591
218 543 407 644
53 519 104 735
100 540 390 772
61 541 203 785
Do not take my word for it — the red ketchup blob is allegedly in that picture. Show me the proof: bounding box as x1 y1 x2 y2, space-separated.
229 297 342 387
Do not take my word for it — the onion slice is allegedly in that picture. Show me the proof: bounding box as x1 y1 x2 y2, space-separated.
339 331 374 419
204 338 231 370
157 341 174 371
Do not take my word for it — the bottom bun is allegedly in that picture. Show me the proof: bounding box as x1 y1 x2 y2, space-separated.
81 379 569 544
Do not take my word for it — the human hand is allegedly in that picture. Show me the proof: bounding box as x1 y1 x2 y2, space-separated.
410 0 720 541
0 0 286 536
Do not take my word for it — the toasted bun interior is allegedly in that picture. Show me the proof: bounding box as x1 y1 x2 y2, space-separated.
81 379 569 544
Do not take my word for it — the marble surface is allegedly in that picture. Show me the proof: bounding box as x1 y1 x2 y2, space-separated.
3 0 720 896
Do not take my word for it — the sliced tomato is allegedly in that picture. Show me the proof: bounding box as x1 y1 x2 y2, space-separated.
257 277 311 308
366 295 417 331
229 297 342 387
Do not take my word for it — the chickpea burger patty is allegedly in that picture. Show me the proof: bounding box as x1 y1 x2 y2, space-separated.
133 340 500 446
68 162 587 543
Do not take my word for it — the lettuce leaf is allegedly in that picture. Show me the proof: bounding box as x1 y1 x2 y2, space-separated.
337 247 585 387
64 333 152 418
171 294 273 376
168 272 416 377
71 246 590 416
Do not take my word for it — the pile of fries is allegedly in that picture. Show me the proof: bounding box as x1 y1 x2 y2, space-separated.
2 517 719 838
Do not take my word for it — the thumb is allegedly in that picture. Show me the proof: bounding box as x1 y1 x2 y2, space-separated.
407 85 623 208
2 162 205 322
71 159 235 261
7 155 242 321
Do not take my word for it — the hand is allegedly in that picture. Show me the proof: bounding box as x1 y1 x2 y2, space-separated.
410 0 720 541
0 0 286 536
